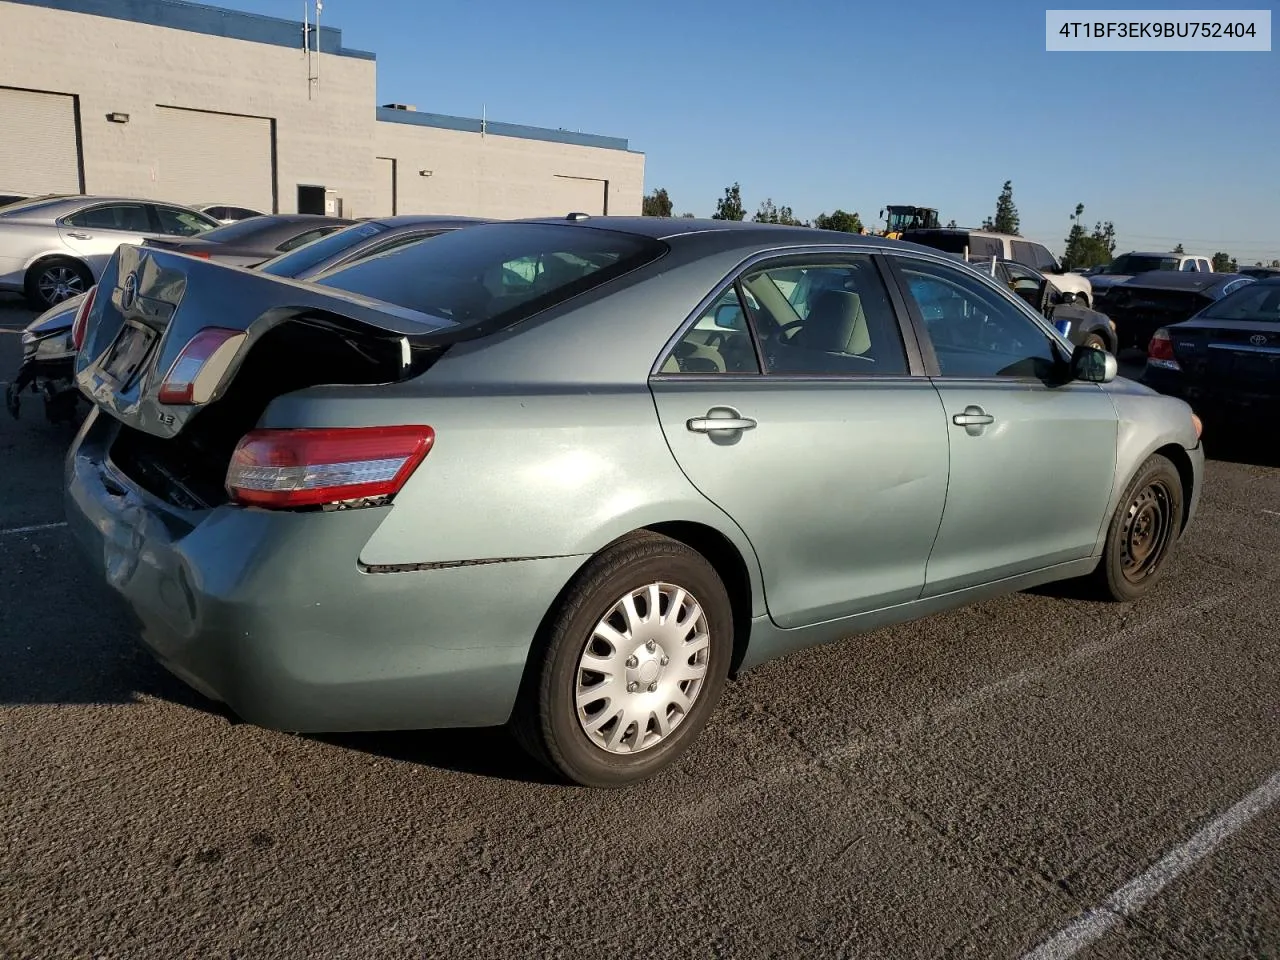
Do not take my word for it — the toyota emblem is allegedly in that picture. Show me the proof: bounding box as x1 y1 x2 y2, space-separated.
1250 334 1268 346
120 272 138 311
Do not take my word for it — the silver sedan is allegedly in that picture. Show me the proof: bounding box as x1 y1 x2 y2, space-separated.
0 194 219 308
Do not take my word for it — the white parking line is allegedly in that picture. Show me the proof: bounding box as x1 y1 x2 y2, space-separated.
0 521 68 536
1022 770 1280 960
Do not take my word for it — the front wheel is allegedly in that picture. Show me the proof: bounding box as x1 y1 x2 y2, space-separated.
1091 454 1184 601
1082 332 1109 352
511 533 733 788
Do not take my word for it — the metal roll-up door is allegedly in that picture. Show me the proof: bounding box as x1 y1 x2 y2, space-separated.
0 87 81 194
154 106 274 212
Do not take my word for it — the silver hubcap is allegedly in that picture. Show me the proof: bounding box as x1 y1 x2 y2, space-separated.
575 582 711 755
37 266 84 304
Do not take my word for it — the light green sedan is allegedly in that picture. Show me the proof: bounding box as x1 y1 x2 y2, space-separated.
65 216 1204 787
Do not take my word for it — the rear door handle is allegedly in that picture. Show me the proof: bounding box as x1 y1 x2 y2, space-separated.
687 407 757 434
66 231 92 240
952 409 994 426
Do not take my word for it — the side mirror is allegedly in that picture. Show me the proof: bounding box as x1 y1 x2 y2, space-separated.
1070 343 1117 383
714 304 744 329
1056 290 1077 305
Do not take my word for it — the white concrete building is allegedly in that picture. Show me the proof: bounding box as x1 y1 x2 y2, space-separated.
0 0 644 218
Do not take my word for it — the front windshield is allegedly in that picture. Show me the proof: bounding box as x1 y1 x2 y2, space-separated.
1107 254 1178 274
259 221 389 276
1200 285 1280 322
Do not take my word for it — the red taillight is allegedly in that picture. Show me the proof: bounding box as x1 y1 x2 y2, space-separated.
225 426 435 509
157 327 246 404
1146 328 1180 370
71 284 97 352
186 250 212 259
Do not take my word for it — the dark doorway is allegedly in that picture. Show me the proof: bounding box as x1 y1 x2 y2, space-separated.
297 184 325 214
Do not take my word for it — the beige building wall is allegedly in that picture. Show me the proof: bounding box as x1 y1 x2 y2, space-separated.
0 0 377 215
374 119 645 220
0 0 644 220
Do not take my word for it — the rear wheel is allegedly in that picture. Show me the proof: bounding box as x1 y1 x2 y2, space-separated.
512 532 733 788
25 257 91 309
1091 454 1184 601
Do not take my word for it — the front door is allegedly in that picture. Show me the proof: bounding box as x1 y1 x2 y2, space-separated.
649 255 950 629
888 254 1119 596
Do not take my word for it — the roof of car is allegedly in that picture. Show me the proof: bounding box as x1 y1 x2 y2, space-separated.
1117 271 1252 291
518 214 905 248
363 214 495 229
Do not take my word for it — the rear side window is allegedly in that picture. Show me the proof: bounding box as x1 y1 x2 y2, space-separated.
1011 240 1057 271
276 226 342 252
65 203 151 231
969 236 1003 259
313 223 667 329
259 221 389 277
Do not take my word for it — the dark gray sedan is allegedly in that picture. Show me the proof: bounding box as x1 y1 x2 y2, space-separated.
141 213 354 268
257 215 493 280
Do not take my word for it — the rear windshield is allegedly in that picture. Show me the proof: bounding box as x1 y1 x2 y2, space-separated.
312 222 668 328
1107 254 1178 274
259 221 389 277
1200 285 1280 322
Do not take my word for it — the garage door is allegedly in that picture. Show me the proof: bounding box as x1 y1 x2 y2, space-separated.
550 175 606 216
0 87 81 194
374 157 396 216
154 106 273 212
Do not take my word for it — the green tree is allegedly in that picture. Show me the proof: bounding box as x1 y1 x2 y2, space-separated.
945 219 957 229
679 212 695 218
752 198 803 225
1173 242 1185 254
1062 203 1088 269
813 209 864 233
642 188 673 218
1272 259 1280 267
1211 252 1233 272
992 180 1020 235
711 182 745 221
981 216 995 230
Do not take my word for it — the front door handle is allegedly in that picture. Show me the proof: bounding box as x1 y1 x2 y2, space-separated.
687 406 757 434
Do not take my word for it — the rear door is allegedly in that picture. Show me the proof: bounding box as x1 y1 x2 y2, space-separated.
886 253 1118 595
58 202 157 279
649 252 950 629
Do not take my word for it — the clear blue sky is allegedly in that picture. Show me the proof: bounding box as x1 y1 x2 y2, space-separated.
215 0 1277 261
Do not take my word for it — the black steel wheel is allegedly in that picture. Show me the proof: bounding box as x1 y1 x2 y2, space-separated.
1091 454 1185 601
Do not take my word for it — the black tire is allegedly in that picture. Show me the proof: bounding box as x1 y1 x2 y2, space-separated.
24 257 92 310
1091 454 1184 602
1082 332 1108 352
511 532 733 788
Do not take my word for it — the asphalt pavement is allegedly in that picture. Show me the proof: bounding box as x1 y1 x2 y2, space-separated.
1 295 1277 960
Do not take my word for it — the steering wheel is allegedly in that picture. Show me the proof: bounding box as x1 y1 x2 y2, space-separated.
772 319 805 343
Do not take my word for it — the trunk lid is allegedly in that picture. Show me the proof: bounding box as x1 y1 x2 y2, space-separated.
1169 320 1280 393
75 243 458 440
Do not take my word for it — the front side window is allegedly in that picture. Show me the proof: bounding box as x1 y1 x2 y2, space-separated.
895 257 1062 379
65 203 151 232
155 205 216 236
740 258 909 376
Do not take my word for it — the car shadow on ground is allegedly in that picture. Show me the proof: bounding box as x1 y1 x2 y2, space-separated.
314 727 563 785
